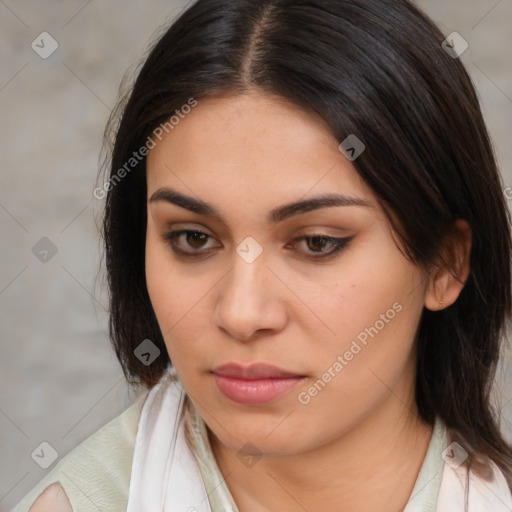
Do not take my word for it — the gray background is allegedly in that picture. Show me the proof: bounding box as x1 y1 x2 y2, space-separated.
1 0 511 509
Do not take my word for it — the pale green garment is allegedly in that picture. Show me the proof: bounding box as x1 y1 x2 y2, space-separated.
12 394 446 512
11 396 145 512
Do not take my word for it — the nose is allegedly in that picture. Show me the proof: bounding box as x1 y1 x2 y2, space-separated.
212 251 288 342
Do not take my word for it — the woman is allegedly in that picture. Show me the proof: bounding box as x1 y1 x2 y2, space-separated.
14 0 512 510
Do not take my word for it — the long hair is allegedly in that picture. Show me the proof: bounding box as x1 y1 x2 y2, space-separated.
98 0 512 486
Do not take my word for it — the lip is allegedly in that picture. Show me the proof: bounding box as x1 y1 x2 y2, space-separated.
212 362 304 379
212 363 306 405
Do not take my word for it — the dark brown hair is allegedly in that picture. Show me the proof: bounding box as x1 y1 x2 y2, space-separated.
99 0 512 486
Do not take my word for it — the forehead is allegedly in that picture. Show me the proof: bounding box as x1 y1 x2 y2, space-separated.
146 92 373 212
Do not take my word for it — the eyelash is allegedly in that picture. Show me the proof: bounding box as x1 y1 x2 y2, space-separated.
162 230 352 260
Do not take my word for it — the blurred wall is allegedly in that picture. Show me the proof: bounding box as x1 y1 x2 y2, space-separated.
1 0 511 509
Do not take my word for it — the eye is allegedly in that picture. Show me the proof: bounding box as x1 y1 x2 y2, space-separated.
162 230 353 259
163 229 217 256
291 234 353 259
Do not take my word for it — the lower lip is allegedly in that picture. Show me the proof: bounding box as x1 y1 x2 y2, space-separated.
213 374 305 405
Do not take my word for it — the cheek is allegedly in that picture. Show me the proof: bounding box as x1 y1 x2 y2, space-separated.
145 232 216 368
145 235 172 322
316 241 424 351
305 238 426 396
293 282 423 447
145 234 188 349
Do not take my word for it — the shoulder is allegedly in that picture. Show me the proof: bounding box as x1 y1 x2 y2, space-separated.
12 395 146 512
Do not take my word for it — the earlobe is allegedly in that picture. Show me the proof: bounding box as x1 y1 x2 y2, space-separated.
424 219 472 311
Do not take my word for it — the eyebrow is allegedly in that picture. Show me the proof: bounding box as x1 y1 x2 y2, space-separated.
149 187 372 224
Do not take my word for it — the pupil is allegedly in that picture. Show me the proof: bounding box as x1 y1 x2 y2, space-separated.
309 236 326 252
188 232 206 248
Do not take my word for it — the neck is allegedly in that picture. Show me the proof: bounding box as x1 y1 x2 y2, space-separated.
208 375 433 512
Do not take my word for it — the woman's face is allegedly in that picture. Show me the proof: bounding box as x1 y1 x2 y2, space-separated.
145 91 429 456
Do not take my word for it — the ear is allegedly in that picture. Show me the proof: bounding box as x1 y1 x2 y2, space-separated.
424 219 472 311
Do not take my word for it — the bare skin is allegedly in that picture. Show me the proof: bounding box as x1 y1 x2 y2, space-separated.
144 91 471 511
32 90 471 511
29 482 72 512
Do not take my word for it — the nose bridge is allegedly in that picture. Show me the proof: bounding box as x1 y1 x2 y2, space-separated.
213 242 287 340
222 234 270 297
223 247 270 309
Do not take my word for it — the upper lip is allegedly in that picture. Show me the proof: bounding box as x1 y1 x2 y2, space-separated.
212 363 304 379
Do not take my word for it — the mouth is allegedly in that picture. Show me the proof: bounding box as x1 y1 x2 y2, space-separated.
211 362 307 405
